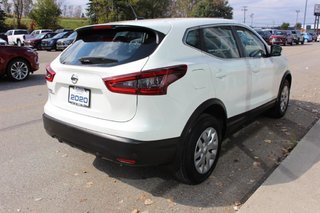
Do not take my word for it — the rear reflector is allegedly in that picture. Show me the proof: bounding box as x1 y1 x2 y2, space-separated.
103 65 187 95
116 158 137 165
45 64 56 82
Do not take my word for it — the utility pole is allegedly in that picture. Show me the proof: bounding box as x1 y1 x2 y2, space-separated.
242 6 248 24
296 9 300 25
250 13 254 26
303 0 308 29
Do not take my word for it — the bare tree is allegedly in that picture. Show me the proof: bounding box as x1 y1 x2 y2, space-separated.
74 5 82 18
1 0 12 14
67 5 73 17
23 0 33 16
62 4 67 17
13 0 24 27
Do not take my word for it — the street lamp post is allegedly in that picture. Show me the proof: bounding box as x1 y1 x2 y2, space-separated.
303 0 308 29
296 10 300 25
250 13 254 27
242 6 248 24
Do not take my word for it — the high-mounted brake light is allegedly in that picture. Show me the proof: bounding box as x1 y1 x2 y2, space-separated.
103 65 187 95
45 64 56 82
93 25 113 30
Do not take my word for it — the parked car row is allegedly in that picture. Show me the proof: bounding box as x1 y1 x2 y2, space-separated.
1 28 76 51
255 29 318 46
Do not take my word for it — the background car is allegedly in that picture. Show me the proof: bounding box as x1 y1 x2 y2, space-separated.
302 33 313 42
24 32 57 50
56 31 77 51
283 30 294 45
255 30 272 44
0 38 7 45
317 34 320 42
41 31 73 51
291 30 304 44
308 32 317 41
0 33 8 43
5 29 29 46
0 46 39 81
24 29 53 40
54 29 73 33
269 30 286 45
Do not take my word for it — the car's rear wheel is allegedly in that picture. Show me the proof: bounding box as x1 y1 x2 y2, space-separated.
7 59 30 81
269 79 290 118
174 114 221 184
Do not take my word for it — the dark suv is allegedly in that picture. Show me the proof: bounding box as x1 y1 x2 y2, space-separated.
256 30 272 44
291 30 304 45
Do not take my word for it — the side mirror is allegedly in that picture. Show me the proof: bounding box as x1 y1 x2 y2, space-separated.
270 45 282 57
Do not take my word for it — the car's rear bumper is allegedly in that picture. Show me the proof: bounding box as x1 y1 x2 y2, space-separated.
56 44 68 50
43 114 179 166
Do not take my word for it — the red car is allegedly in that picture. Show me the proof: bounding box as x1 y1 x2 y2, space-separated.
0 46 39 81
24 32 57 50
269 31 286 45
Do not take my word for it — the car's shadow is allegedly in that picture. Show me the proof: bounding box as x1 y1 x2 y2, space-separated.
0 74 46 91
92 100 320 208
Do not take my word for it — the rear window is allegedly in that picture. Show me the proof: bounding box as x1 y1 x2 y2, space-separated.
53 32 69 39
15 30 28 35
60 26 164 67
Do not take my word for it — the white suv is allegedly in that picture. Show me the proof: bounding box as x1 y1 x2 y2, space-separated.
43 18 291 184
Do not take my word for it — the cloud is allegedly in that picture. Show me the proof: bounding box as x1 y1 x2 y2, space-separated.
229 0 319 27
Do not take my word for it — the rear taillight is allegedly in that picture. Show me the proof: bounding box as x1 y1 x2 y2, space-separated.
103 65 187 95
45 65 56 82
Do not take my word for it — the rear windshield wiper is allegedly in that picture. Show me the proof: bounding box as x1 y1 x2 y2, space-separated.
79 57 118 64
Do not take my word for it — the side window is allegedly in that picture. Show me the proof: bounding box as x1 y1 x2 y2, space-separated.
203 27 240 59
185 29 201 49
236 28 267 58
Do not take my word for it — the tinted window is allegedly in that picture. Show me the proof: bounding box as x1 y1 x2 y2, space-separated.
275 31 284 35
236 28 267 58
203 27 240 59
52 32 68 39
185 29 201 49
15 30 28 35
60 27 163 67
68 32 77 40
36 34 45 39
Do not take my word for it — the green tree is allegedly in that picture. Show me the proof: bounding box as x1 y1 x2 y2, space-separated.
171 0 200 17
29 0 61 29
295 22 302 30
135 0 170 19
280 22 290 30
86 0 170 24
191 0 233 19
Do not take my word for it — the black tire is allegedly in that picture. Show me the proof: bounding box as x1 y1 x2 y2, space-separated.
269 80 290 118
7 58 30 81
174 114 222 184
16 39 22 47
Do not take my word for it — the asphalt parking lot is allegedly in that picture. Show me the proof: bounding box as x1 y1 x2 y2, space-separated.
1 44 320 213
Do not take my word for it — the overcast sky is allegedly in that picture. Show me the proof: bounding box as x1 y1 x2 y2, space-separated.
68 0 319 27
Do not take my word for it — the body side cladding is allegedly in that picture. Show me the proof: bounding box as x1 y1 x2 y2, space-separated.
226 99 277 135
181 99 227 139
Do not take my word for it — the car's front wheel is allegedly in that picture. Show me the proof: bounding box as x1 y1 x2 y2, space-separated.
7 59 30 81
174 114 221 184
269 79 290 118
